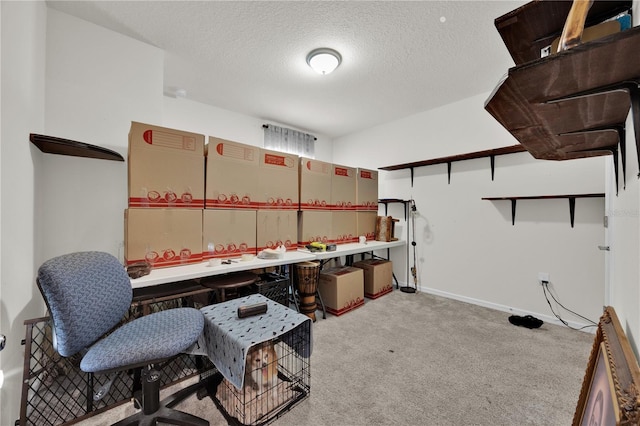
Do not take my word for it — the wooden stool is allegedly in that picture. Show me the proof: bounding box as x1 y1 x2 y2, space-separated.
200 271 259 303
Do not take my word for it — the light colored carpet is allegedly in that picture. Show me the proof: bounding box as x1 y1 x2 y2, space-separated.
79 289 594 425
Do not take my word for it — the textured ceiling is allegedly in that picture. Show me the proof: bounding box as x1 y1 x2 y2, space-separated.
46 0 527 139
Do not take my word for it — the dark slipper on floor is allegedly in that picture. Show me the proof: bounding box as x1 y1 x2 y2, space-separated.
509 314 543 329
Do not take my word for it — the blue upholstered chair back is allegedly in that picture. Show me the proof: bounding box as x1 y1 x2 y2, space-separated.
37 251 132 358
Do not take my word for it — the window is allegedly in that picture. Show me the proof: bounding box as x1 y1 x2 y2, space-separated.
263 124 315 158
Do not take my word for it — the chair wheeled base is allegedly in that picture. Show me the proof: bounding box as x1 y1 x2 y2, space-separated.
114 369 211 426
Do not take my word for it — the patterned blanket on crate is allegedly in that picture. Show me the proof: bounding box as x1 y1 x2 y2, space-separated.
190 293 313 390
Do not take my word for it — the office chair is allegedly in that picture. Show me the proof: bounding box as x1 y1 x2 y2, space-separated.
36 251 209 426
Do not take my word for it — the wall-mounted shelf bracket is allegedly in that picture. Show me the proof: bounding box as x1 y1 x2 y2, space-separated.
482 193 605 227
620 125 627 188
557 121 623 193
490 155 496 181
510 198 516 226
545 80 640 183
378 198 411 220
568 197 577 228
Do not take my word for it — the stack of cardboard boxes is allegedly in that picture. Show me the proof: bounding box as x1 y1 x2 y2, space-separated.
125 122 206 267
205 137 298 259
318 254 393 316
298 158 332 246
298 158 379 247
355 168 379 241
124 121 390 314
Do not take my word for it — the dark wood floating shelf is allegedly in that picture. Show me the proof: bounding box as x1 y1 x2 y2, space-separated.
30 133 124 162
378 198 412 220
379 144 527 186
495 0 631 66
486 1 637 194
482 193 605 227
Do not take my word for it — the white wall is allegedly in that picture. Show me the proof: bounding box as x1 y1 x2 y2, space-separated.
1 2 47 425
603 0 640 360
334 93 607 327
3 3 638 424
607 108 640 357
1 8 334 421
163 97 333 162
42 8 164 263
1 6 164 423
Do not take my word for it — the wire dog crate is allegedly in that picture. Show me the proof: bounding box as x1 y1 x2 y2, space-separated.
18 285 215 426
213 319 311 425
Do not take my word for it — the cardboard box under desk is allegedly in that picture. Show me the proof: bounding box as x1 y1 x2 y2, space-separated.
128 121 205 208
257 149 299 210
205 137 260 209
257 210 298 251
356 168 378 211
202 209 257 259
299 157 332 210
124 208 203 268
352 259 393 299
318 266 364 316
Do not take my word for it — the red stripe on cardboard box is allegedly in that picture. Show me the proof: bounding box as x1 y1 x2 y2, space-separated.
126 252 202 268
325 298 365 316
365 286 393 299
256 201 298 210
205 199 260 209
129 197 204 208
299 202 330 210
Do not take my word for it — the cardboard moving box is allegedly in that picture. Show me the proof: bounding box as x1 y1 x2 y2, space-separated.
205 137 259 209
298 211 332 246
352 259 393 299
257 210 298 251
357 211 377 241
125 208 203 268
202 209 257 259
299 158 332 210
331 164 356 210
318 266 364 316
331 211 357 244
356 168 378 211
128 122 205 208
550 20 621 55
258 149 299 210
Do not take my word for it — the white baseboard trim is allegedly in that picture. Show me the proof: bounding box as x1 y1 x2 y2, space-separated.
407 284 595 333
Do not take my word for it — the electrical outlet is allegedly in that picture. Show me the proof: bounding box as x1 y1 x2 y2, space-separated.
538 272 549 284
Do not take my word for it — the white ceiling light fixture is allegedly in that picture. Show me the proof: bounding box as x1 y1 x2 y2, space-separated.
306 48 342 75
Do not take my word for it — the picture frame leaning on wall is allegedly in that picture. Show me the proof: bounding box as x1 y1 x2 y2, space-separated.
573 306 640 425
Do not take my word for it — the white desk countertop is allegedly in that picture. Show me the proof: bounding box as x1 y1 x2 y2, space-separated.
130 250 316 289
130 240 406 289
297 239 406 260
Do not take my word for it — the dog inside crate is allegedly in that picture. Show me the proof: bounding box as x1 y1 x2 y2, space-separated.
215 332 310 425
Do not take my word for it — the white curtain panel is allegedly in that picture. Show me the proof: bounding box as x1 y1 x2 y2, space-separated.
264 124 315 158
